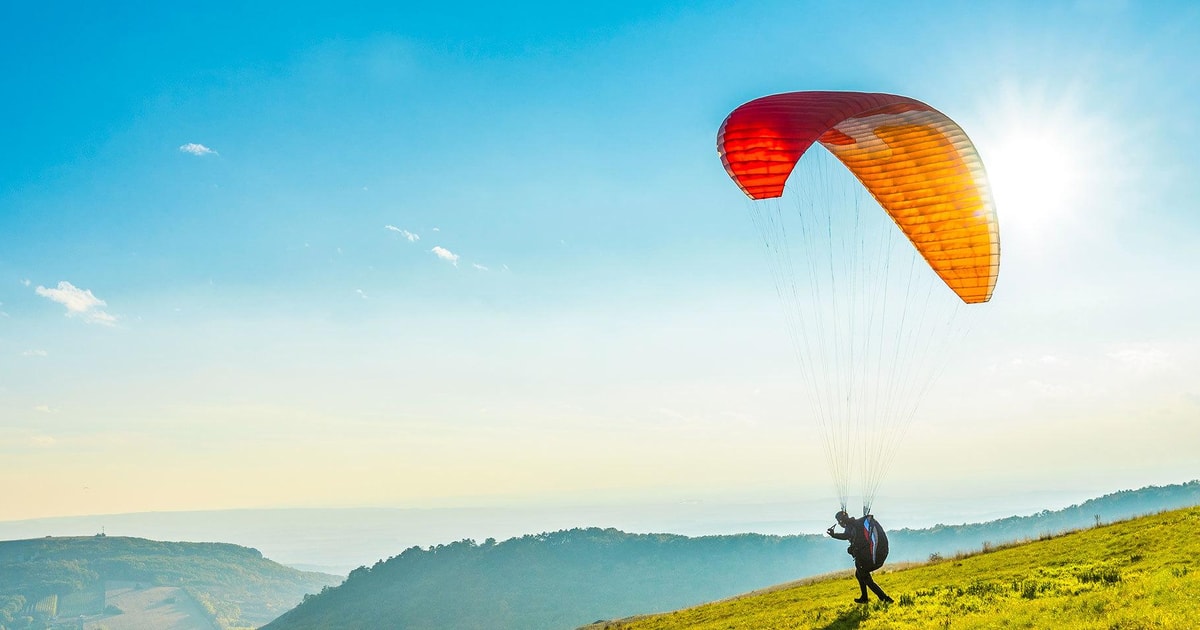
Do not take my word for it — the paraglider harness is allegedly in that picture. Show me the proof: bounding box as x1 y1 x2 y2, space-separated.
837 514 889 571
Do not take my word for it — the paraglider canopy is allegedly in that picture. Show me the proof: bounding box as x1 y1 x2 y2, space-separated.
718 91 1000 304
716 90 1002 515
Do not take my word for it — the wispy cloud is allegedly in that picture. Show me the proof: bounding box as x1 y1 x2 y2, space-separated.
34 405 56 414
30 435 57 447
720 411 759 427
22 349 48 357
385 225 419 242
431 246 459 265
1107 344 1169 372
657 407 705 425
179 142 217 156
355 289 368 299
35 281 117 325
1027 379 1077 398
21 279 31 287
472 263 489 272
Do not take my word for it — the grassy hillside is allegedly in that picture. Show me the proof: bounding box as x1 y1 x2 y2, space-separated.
0 536 338 630
587 506 1200 629
260 482 1200 630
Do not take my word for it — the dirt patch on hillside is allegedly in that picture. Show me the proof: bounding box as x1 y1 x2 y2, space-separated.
83 583 217 630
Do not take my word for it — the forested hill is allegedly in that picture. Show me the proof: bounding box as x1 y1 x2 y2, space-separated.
266 528 817 630
263 481 1200 630
0 535 338 630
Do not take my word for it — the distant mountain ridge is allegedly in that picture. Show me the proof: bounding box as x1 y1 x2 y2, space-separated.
890 481 1200 554
0 535 339 630
262 480 1200 630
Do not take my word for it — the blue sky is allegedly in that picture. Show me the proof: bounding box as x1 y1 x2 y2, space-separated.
2 1 1198 523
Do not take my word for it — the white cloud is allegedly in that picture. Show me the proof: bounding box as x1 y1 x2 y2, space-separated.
88 311 117 325
30 435 56 447
720 411 759 427
1027 379 1075 397
34 405 56 414
657 407 705 425
431 246 459 265
179 142 217 156
36 281 104 313
385 225 419 242
21 279 31 286
1107 344 1169 372
35 281 117 325
356 289 368 299
472 263 489 271
22 349 48 357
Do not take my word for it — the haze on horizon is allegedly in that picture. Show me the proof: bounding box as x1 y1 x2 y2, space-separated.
2 1 1198 525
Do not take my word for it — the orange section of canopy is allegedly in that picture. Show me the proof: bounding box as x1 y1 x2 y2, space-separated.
717 91 1000 303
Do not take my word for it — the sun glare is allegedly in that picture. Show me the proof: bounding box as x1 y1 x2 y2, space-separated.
969 82 1122 249
982 128 1082 238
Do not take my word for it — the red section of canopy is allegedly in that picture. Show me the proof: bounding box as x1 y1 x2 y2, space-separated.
717 91 931 199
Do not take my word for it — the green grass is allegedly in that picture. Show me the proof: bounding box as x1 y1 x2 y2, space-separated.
587 506 1200 629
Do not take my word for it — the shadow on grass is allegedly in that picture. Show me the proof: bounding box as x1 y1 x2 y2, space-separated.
816 604 872 630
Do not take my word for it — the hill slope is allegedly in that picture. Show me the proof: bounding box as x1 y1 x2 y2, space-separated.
588 505 1200 629
262 481 1200 630
0 536 338 630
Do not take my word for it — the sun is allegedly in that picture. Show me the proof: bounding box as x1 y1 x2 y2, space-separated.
970 85 1112 246
981 125 1083 239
